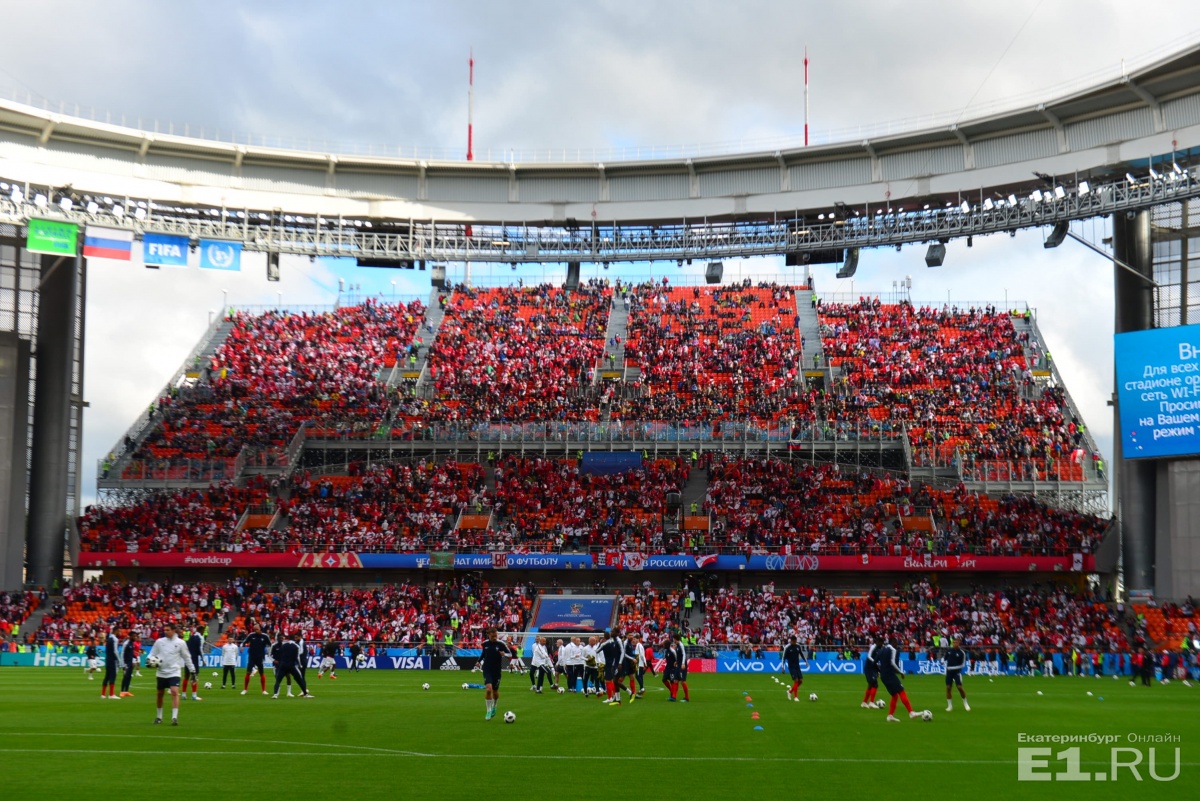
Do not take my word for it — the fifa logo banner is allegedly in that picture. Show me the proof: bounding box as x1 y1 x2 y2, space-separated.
142 233 189 267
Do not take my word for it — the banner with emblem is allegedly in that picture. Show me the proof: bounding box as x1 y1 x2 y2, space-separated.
199 239 242 271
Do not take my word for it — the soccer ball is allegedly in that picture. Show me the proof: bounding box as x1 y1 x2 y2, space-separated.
503 710 516 723
146 656 162 668
556 686 566 695
808 693 818 702
921 710 933 722
212 671 219 677
422 683 430 691
876 700 888 709
203 682 212 690
462 682 469 690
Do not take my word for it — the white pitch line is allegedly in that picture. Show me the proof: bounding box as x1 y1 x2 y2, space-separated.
0 732 426 755
0 745 1192 766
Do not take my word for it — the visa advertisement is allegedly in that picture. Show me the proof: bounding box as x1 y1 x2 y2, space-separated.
1115 323 1200 459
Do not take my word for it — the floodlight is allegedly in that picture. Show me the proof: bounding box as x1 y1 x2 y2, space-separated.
1150 167 1161 180
983 198 994 211
34 193 47 208
86 201 98 214
959 201 970 213
1031 189 1044 202
1078 181 1090 195
112 204 124 218
1008 194 1018 206
1173 162 1183 174
1126 173 1136 184
134 207 146 220
925 243 946 267
1044 221 1069 249
1054 186 1065 199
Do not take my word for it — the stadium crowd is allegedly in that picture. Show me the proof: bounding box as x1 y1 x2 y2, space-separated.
79 454 1106 558
410 283 611 422
33 581 233 645
819 299 1092 473
127 299 426 467
620 283 809 423
223 577 530 646
697 581 1130 656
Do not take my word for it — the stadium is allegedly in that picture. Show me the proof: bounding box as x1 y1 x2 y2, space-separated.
0 5 1198 798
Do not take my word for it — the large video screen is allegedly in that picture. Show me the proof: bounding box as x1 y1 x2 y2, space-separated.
1115 323 1200 460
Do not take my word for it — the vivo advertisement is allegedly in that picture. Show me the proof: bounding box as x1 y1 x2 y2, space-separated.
1115 323 1200 459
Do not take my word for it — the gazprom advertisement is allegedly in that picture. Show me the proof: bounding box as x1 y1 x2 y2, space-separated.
1115 323 1200 459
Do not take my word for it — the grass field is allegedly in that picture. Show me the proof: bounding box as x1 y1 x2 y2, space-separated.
1 667 1196 799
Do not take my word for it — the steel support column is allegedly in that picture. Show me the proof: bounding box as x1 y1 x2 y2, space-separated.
1112 210 1156 593
25 252 79 588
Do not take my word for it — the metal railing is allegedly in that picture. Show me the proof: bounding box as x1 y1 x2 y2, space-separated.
304 419 905 445
106 454 243 484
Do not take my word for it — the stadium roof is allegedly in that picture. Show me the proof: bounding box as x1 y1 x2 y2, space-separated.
2 42 1200 228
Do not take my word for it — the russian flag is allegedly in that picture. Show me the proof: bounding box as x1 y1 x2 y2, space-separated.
83 226 133 261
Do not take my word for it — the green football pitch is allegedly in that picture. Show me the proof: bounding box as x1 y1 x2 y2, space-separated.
1 668 1195 799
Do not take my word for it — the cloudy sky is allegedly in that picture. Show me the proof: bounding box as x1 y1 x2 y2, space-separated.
1 1 1195 505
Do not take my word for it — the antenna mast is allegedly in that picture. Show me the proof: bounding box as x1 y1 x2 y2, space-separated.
801 46 811 146
467 49 474 161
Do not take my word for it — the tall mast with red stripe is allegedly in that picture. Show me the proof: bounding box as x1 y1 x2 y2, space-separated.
467 48 474 161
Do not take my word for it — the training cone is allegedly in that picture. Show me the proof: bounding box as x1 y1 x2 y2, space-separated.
751 712 760 719
753 725 764 731
745 696 752 702
746 703 754 708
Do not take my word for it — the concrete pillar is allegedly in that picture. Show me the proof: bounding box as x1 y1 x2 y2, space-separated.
1112 210 1156 593
25 253 79 589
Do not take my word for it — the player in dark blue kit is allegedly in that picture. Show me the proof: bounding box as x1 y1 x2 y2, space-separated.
861 636 880 708
241 624 271 695
101 627 121 699
662 634 683 701
271 632 311 699
943 636 971 712
479 627 516 720
598 628 628 704
782 636 804 701
186 626 204 701
119 633 138 697
877 637 921 722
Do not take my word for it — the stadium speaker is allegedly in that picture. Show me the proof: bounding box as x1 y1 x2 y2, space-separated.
266 252 281 282
925 243 946 268
356 257 415 268
666 492 682 511
705 261 723 284
565 261 581 290
835 248 859 279
1044 221 1069 249
430 264 447 289
786 248 845 266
